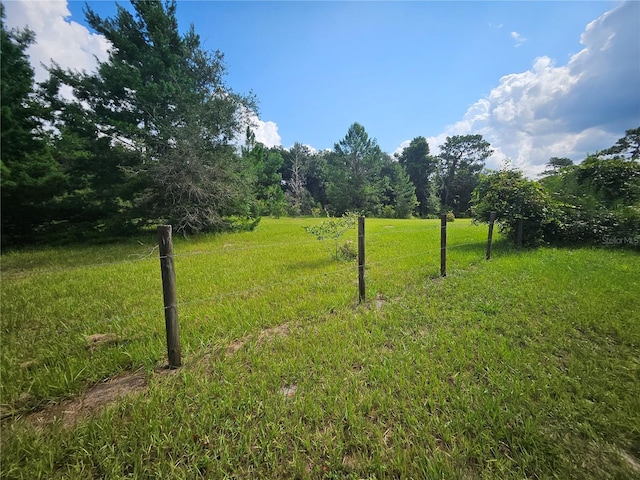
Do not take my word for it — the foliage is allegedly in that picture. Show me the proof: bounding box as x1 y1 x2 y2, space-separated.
0 7 66 245
475 144 640 247
45 0 257 235
326 123 386 215
539 151 640 246
539 157 574 177
380 158 418 218
338 239 358 261
446 211 455 222
473 169 559 246
2 219 639 479
599 126 640 160
303 211 360 261
396 136 440 216
279 143 320 215
437 134 493 216
244 142 287 217
553 205 640 246
574 156 640 209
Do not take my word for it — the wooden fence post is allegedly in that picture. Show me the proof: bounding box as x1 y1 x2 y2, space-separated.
516 218 523 248
486 211 497 260
440 215 447 277
158 225 181 368
358 216 365 303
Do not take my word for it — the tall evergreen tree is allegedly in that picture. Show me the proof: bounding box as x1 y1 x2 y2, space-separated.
436 134 492 216
600 126 640 161
380 156 418 218
243 142 287 217
1 6 65 244
396 136 439 216
326 123 384 215
46 0 257 234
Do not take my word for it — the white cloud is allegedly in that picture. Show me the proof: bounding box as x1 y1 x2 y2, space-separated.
412 1 640 178
510 31 527 47
392 139 411 158
4 0 283 149
235 108 282 148
252 119 282 148
3 0 110 82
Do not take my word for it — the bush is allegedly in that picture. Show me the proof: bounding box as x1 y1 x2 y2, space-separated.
472 168 640 248
473 169 559 246
382 205 395 219
446 211 455 222
556 205 640 246
339 240 358 261
303 211 360 261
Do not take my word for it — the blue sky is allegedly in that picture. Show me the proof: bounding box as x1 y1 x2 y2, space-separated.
4 0 640 175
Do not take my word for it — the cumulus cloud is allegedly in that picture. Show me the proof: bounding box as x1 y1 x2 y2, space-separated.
396 1 640 177
235 108 282 148
252 119 282 148
3 0 110 82
392 139 411 158
5 0 283 148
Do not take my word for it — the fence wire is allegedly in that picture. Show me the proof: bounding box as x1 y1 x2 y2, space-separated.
3 224 493 348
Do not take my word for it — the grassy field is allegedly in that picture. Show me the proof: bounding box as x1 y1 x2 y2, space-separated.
1 217 639 479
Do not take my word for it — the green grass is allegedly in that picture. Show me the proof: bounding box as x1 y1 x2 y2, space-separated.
1 218 639 478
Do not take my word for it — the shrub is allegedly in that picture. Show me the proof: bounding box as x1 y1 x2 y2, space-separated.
472 169 559 246
303 211 360 261
556 205 640 247
339 240 358 261
382 205 396 219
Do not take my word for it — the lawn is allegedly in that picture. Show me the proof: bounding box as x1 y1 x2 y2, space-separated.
1 218 639 478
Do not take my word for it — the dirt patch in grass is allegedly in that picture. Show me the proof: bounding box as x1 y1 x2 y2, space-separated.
280 384 298 397
85 333 119 351
24 324 292 430
375 293 386 310
25 367 180 430
225 323 290 356
257 323 290 343
27 370 148 430
619 449 640 474
225 339 245 356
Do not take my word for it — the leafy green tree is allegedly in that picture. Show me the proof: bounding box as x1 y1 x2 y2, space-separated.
396 136 439 216
1 7 65 244
304 150 329 209
575 156 640 209
46 0 257 234
244 142 287 217
540 157 574 176
436 134 493 216
326 123 385 215
473 169 559 246
600 126 640 160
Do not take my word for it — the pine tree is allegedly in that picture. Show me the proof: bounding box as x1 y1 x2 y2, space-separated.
47 0 257 234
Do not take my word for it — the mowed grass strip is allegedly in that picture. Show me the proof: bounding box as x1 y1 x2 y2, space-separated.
1 218 639 478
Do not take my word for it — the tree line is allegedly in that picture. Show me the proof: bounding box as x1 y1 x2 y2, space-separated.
1 1 638 248
473 128 640 247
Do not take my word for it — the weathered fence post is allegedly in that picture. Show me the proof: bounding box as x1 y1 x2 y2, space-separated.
358 216 365 303
516 218 523 248
158 225 181 368
440 214 447 277
486 211 497 260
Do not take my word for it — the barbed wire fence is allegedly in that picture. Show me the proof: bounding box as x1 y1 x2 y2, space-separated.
3 214 500 368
